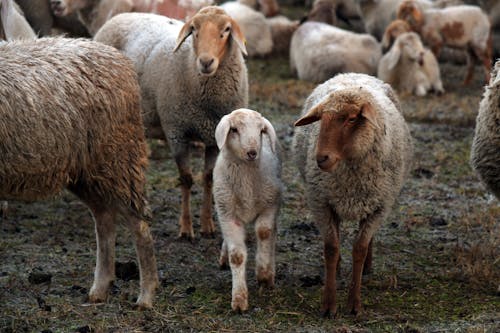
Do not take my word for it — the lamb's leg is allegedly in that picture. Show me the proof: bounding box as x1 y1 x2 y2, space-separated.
174 145 194 240
88 206 117 303
220 217 248 312
363 237 373 276
347 209 384 315
463 50 475 85
125 217 159 309
318 209 340 318
255 206 278 287
200 145 217 238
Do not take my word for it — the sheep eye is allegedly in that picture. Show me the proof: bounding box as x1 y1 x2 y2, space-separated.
347 117 357 124
225 26 231 33
230 127 238 133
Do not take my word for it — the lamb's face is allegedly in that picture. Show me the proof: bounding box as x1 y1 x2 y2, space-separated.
399 33 425 65
50 0 87 16
174 6 247 76
294 92 378 172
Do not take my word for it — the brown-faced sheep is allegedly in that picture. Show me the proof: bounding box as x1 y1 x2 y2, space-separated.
397 0 492 84
94 7 249 240
0 37 158 309
471 59 500 199
214 109 282 312
292 73 413 316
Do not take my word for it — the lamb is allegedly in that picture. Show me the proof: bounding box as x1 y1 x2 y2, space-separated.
378 31 444 96
292 73 413 316
470 60 500 199
237 0 279 17
50 0 213 35
213 108 282 312
0 37 158 308
397 0 492 84
220 1 273 57
94 7 249 240
290 21 381 83
0 0 36 40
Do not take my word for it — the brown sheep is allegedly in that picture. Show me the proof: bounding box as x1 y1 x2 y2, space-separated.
397 0 492 84
0 37 158 309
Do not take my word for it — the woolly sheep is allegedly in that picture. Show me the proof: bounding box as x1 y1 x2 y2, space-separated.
0 0 36 40
214 108 282 312
378 31 443 96
266 15 298 56
94 7 249 240
471 60 500 199
292 73 413 316
397 1 492 84
220 1 273 57
237 0 279 17
290 21 381 83
0 37 158 308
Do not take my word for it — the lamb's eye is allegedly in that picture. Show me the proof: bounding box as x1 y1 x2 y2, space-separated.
225 26 231 33
230 127 238 133
347 117 357 124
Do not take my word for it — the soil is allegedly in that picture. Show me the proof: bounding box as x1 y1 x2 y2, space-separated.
1 9 499 333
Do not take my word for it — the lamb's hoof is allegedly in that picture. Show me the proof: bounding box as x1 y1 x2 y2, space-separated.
231 294 248 313
321 300 337 318
134 299 153 310
346 298 362 316
256 270 275 288
178 231 194 242
200 231 216 239
87 293 107 304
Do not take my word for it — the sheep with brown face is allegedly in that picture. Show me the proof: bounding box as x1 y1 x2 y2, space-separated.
292 73 413 316
213 108 282 312
0 37 158 309
397 0 492 84
94 7 248 240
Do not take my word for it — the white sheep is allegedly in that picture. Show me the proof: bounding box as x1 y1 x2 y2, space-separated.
0 0 36 40
290 21 381 83
94 7 249 240
471 60 500 199
213 108 282 312
0 37 158 309
378 31 444 96
397 1 492 84
220 1 273 58
292 73 413 316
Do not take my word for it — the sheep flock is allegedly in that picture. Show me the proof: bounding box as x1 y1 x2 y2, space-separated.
0 0 499 331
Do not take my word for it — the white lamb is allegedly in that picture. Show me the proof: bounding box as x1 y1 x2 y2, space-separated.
214 109 282 312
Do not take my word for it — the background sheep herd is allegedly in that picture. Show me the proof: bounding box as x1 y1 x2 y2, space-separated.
0 0 499 332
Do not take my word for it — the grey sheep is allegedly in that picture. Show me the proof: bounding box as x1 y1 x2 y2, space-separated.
0 37 158 309
94 7 249 240
471 60 500 199
213 109 282 312
292 73 413 316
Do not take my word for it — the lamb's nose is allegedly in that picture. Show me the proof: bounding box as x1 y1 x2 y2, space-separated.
316 155 328 168
199 58 214 71
247 150 257 160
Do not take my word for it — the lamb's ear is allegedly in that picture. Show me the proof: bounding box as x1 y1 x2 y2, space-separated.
174 20 193 52
294 101 324 126
386 45 401 70
361 103 379 129
262 117 278 153
215 115 231 150
229 19 247 56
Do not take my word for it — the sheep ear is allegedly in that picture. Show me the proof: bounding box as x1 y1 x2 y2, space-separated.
386 46 401 70
361 103 379 129
262 117 277 153
294 103 323 126
174 21 193 52
215 115 231 150
230 19 247 56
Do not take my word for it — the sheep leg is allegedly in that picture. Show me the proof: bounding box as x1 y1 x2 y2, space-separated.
472 44 492 84
363 237 373 276
125 217 159 309
219 239 229 270
175 147 194 240
220 217 248 312
319 209 341 318
200 145 217 238
88 206 117 303
463 50 475 85
255 206 278 287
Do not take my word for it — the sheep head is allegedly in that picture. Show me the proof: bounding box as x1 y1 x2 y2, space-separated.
50 0 87 16
294 90 379 172
174 6 247 76
382 19 411 51
215 108 277 162
397 0 424 32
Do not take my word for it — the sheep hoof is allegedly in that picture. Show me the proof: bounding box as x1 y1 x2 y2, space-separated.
178 231 194 242
134 299 153 310
231 294 248 313
320 304 337 319
256 269 275 288
200 231 216 239
346 298 362 316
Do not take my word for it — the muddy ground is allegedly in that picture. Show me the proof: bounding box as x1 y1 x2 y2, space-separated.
1 11 499 333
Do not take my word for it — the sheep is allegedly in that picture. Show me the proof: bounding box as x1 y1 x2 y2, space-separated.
213 108 282 312
290 21 381 83
50 0 213 35
307 0 363 32
220 1 273 58
292 73 413 316
0 37 159 308
378 31 444 96
237 0 279 17
470 60 500 199
0 0 36 40
94 7 249 240
266 15 299 56
15 0 89 37
397 0 492 84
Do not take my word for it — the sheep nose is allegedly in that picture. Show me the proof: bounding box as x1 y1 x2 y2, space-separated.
316 155 329 168
247 150 257 160
199 57 214 72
